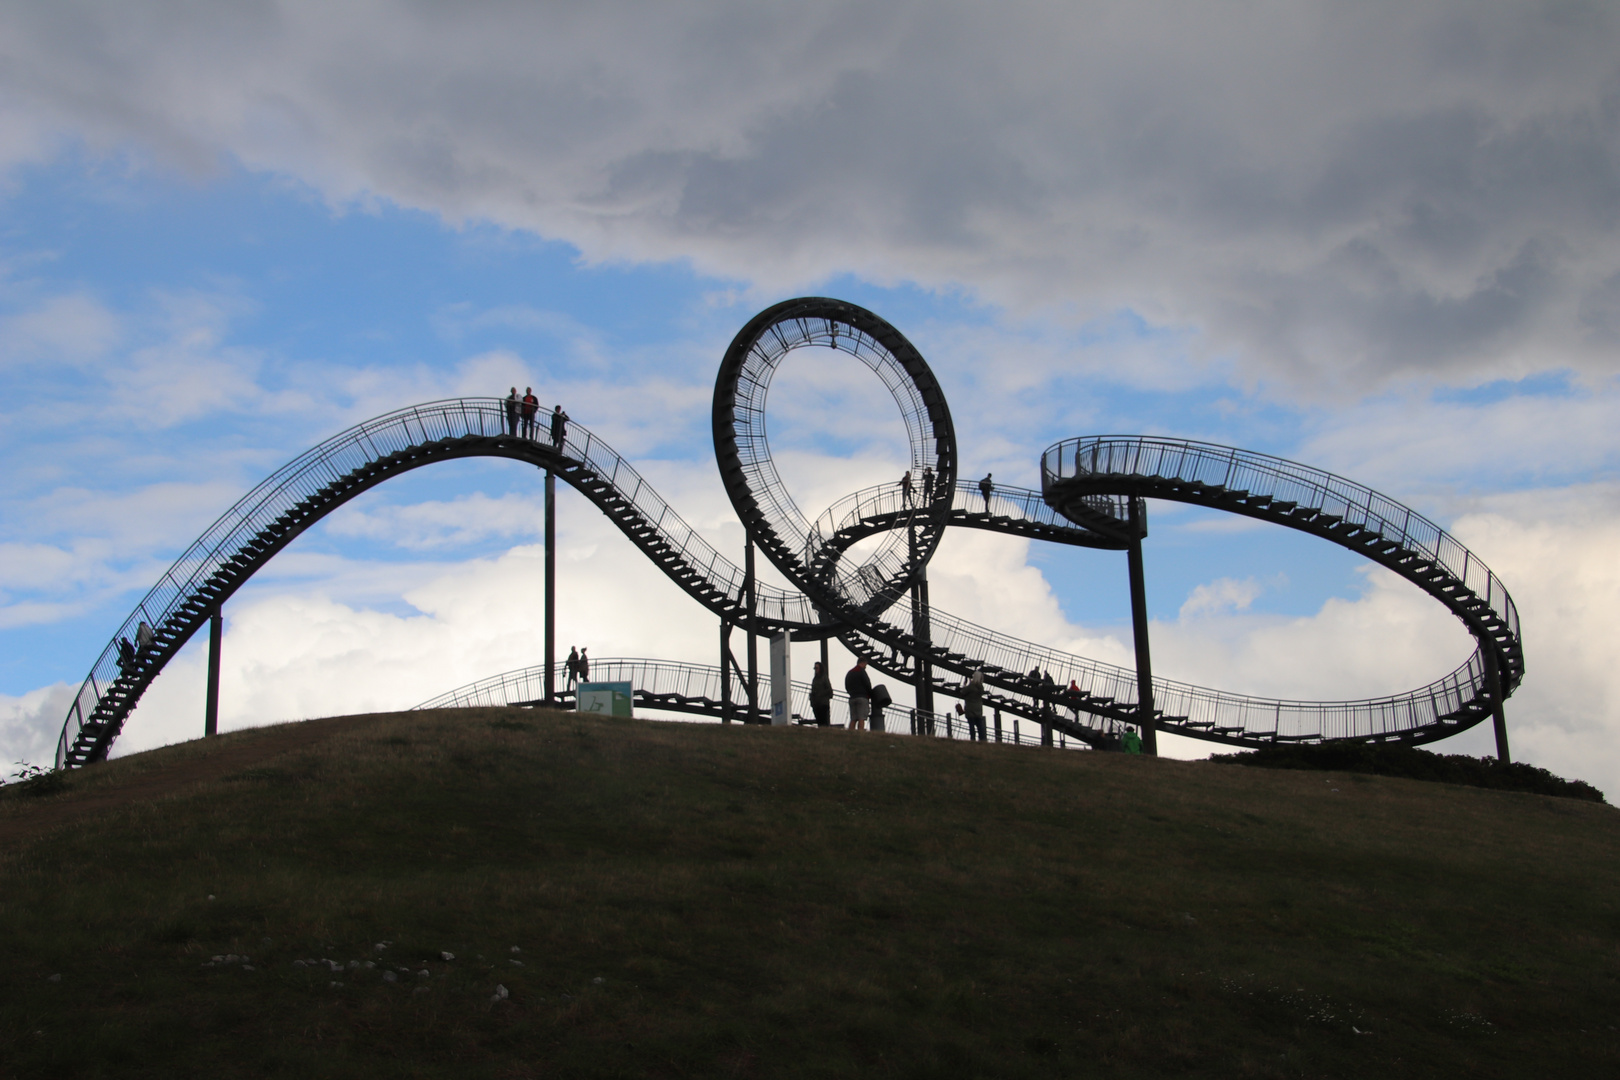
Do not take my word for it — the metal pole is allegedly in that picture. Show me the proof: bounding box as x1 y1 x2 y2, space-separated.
1486 648 1511 763
745 539 759 722
204 607 222 737
994 708 1002 743
544 469 556 707
909 525 934 717
1127 497 1158 756
721 620 733 724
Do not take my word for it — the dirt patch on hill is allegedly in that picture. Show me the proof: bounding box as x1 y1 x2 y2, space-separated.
0 713 390 848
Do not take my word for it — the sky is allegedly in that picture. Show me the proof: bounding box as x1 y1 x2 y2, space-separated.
2 1 1618 795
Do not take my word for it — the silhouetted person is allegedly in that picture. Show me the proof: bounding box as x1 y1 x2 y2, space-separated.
566 646 580 688
922 466 935 502
117 637 136 673
550 405 570 451
900 470 913 506
521 387 539 439
578 647 589 683
963 668 987 742
505 388 520 436
979 472 994 511
845 659 872 731
136 621 155 652
809 661 833 726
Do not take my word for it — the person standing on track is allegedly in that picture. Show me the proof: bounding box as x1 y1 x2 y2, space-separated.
578 646 590 684
845 658 872 732
922 466 934 503
551 404 570 451
521 387 539 439
505 388 521 437
900 470 913 506
566 646 580 688
810 661 833 726
979 472 994 511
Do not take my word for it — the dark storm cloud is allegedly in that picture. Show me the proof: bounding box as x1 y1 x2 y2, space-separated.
2 0 1616 392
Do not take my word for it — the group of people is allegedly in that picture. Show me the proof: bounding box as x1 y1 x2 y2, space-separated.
897 466 937 507
565 645 590 686
891 465 995 512
115 621 156 673
809 654 1142 752
504 387 569 450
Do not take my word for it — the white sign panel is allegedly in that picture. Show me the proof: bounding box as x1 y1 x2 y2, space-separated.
769 632 792 725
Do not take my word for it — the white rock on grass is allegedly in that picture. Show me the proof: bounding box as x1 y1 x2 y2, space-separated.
491 984 509 1003
510 946 521 954
441 951 455 961
382 971 398 983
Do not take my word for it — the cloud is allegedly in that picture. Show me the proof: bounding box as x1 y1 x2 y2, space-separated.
0 293 122 364
0 682 73 769
1178 577 1265 619
2 2 1617 393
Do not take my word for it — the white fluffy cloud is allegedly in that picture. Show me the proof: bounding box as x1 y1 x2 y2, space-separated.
2 1 1617 391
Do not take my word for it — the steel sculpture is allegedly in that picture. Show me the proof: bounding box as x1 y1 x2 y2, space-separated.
54 298 1523 769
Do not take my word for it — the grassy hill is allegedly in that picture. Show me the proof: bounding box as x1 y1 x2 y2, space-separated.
3 708 1618 1078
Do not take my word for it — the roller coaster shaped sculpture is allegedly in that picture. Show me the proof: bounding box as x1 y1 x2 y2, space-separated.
54 298 1523 769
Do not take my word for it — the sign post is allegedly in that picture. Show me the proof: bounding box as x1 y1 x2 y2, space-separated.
576 681 634 718
769 631 792 725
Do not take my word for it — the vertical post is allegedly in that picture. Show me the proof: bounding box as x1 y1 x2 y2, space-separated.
909 525 934 718
721 620 733 724
994 708 1002 743
204 607 222 737
1486 648 1511 764
1127 497 1158 756
745 539 759 722
544 469 556 706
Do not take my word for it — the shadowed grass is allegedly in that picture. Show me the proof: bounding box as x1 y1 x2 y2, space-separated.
2 707 1618 1078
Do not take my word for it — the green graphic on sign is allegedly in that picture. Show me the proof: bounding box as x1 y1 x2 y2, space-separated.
577 681 634 718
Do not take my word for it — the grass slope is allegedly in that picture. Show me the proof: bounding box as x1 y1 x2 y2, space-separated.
2 708 1618 1079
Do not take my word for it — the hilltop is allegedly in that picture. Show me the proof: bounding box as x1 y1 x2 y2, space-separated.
3 708 1617 1078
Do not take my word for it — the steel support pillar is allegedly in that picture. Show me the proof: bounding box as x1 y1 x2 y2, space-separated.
1486 648 1511 764
721 620 733 724
544 468 556 707
908 525 934 719
744 539 759 722
1127 497 1158 756
204 607 222 737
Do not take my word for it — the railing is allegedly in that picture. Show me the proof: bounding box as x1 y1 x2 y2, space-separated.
1042 436 1521 656
415 657 1098 751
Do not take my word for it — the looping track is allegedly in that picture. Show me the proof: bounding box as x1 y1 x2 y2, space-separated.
55 299 1523 768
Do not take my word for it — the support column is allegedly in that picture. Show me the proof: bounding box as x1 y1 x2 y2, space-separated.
721 620 733 724
1486 648 1511 764
204 607 222 737
1127 497 1158 756
544 468 556 707
908 525 934 720
745 539 759 722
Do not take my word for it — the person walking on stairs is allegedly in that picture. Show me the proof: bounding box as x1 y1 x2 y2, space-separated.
979 472 994 511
